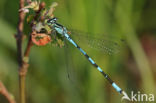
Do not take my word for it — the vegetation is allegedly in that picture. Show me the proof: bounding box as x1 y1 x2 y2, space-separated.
0 0 155 103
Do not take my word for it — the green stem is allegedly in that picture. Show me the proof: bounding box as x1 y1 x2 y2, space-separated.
19 76 26 103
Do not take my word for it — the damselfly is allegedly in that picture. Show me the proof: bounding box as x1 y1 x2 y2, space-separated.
46 17 128 97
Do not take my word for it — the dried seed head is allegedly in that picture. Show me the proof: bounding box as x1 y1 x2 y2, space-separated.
31 32 52 46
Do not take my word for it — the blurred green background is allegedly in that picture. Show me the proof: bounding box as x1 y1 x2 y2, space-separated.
0 0 156 103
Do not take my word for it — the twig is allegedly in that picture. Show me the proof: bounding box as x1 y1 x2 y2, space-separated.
0 81 16 103
16 0 26 103
24 36 33 57
16 0 25 67
16 1 46 103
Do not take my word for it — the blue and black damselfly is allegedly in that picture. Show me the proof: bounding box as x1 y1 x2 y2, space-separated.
46 17 128 98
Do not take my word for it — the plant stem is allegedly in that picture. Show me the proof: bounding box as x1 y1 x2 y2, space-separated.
0 81 16 103
16 1 45 103
16 0 25 103
18 34 33 103
19 76 26 103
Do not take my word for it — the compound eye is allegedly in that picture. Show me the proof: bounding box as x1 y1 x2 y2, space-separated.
47 19 53 23
53 17 57 21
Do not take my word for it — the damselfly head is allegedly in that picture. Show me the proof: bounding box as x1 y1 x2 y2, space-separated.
47 17 57 25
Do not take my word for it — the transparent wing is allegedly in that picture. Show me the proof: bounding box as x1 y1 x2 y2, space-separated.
68 29 126 54
64 41 84 94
